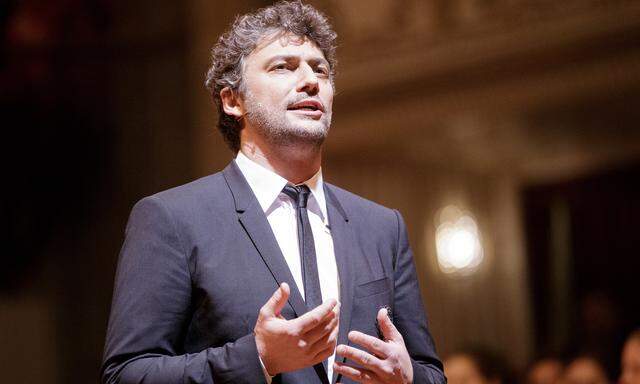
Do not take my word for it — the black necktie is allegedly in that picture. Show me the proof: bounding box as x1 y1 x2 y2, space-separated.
282 184 329 381
281 185 323 310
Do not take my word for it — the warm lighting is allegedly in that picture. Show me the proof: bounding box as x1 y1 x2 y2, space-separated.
435 206 483 275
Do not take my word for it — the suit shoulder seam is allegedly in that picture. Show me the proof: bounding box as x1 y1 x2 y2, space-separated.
392 209 402 271
147 194 193 284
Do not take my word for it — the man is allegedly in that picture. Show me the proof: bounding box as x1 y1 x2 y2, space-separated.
101 2 444 383
621 330 640 384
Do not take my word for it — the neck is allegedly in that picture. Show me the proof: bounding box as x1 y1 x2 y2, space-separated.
239 135 322 185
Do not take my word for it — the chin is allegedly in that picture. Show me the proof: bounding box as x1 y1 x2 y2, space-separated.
275 123 329 146
299 121 330 138
291 116 330 132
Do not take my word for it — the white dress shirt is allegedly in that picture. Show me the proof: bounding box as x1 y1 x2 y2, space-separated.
235 151 339 381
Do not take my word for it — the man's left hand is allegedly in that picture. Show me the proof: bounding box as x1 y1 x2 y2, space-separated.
334 308 413 384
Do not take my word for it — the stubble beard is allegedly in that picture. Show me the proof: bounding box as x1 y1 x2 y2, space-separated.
243 90 332 148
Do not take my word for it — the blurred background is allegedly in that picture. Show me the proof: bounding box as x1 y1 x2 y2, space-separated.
1 0 639 383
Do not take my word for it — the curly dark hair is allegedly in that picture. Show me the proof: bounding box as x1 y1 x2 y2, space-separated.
204 1 338 152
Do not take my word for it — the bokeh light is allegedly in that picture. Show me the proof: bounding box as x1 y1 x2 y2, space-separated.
435 205 484 276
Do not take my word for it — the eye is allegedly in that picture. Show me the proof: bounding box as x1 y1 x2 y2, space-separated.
271 62 292 72
314 66 330 77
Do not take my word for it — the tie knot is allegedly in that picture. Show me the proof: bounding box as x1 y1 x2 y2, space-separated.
282 184 311 208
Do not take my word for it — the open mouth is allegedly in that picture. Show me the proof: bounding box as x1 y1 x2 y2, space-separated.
287 100 324 114
288 106 319 111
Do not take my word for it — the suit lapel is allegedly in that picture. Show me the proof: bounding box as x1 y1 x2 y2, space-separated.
222 161 308 318
324 185 358 384
225 161 331 384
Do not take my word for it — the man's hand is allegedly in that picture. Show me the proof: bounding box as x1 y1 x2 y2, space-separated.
254 283 340 376
334 308 413 384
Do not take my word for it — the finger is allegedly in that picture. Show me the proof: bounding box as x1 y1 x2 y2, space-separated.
294 298 337 333
309 313 339 356
261 282 290 317
377 308 401 342
336 344 384 375
311 338 337 362
333 362 379 384
310 315 340 362
348 330 389 359
303 309 338 345
303 302 339 338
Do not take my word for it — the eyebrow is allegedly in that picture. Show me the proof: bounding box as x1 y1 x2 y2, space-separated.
266 55 329 67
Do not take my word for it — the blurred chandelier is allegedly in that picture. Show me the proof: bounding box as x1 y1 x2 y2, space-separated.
435 205 484 275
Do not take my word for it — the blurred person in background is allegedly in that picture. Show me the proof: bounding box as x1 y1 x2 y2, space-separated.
526 357 564 384
563 356 609 384
568 292 624 379
444 348 511 384
620 330 640 384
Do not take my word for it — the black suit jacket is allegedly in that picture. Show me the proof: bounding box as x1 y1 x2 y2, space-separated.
101 162 445 384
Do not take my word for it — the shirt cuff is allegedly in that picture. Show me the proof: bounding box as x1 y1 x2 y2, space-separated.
258 355 274 384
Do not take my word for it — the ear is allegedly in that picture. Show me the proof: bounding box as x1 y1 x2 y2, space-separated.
220 87 244 119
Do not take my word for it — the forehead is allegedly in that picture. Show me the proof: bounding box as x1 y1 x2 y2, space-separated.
247 32 327 64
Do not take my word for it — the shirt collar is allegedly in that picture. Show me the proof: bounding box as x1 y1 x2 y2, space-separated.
304 165 327 222
234 151 327 221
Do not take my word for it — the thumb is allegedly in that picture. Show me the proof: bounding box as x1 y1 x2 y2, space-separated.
263 282 290 317
378 308 401 342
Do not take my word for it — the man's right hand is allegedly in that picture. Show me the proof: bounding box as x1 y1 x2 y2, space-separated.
254 283 340 376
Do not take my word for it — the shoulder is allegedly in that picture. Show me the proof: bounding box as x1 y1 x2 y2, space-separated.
153 172 227 207
325 182 402 230
130 171 230 221
325 183 393 213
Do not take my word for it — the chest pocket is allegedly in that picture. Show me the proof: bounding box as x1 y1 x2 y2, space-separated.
354 277 390 298
350 277 392 337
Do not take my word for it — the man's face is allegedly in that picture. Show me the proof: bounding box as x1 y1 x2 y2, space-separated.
239 32 334 146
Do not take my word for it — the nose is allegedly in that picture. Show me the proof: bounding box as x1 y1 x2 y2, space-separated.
296 63 319 95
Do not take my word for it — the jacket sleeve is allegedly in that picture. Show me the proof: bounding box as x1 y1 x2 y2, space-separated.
392 210 447 384
101 196 266 384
